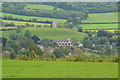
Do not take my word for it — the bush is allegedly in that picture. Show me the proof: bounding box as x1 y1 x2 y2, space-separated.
18 55 29 60
10 53 17 59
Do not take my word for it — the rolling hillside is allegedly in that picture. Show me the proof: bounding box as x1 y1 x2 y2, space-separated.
2 28 87 41
2 12 118 24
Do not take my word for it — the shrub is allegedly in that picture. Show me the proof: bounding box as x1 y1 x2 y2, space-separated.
18 55 29 60
10 53 17 59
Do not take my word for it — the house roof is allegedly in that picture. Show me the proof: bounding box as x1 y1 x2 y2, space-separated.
53 40 72 43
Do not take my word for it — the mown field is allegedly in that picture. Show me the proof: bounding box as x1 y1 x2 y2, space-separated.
75 24 119 30
2 60 118 78
83 12 119 23
2 12 66 24
2 27 87 41
2 20 50 27
26 4 63 11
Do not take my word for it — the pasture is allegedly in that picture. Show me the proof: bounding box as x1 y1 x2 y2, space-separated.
83 12 119 23
2 12 66 24
2 27 87 41
26 4 63 11
2 60 118 78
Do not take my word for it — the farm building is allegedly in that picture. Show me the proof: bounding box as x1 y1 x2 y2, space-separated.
44 47 55 52
53 38 72 47
37 45 44 51
51 21 57 28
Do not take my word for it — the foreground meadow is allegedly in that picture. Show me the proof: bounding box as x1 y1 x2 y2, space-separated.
2 60 118 78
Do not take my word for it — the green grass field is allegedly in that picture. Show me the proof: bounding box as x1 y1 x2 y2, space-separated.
73 24 119 30
2 60 118 78
81 24 118 29
2 27 87 41
83 12 119 23
2 20 50 27
2 12 66 24
26 4 63 11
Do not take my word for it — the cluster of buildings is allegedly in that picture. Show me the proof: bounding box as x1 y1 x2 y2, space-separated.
37 38 73 52
52 38 72 47
37 38 117 52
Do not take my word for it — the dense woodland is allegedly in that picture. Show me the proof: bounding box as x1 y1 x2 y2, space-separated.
40 2 119 13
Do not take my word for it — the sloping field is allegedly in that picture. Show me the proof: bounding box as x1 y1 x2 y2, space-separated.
2 27 87 41
23 28 87 40
2 60 118 78
26 4 63 11
2 12 66 23
83 12 119 23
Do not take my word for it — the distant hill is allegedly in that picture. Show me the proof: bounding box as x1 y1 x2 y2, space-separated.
2 2 88 20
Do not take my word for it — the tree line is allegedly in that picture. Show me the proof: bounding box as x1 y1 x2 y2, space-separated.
2 2 88 20
2 15 52 24
2 21 50 28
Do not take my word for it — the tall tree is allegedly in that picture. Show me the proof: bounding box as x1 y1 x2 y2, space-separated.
24 30 31 38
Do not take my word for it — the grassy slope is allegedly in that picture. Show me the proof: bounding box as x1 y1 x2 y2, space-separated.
2 12 66 24
83 12 119 23
2 60 118 78
26 4 63 11
2 20 50 27
2 27 87 40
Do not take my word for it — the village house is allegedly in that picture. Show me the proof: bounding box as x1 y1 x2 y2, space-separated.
92 42 117 49
53 38 72 47
37 45 44 51
37 45 55 52
78 43 84 48
51 21 57 28
2 50 10 54
44 47 55 52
